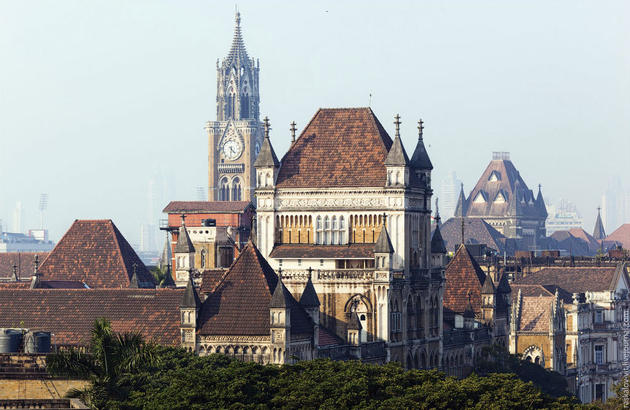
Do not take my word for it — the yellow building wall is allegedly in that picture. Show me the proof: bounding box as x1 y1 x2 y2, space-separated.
0 379 88 399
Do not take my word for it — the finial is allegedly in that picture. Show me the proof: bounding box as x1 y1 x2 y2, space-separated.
597 206 601 214
132 263 137 276
12 264 18 281
263 116 271 139
417 118 424 140
467 290 472 303
393 114 401 138
34 255 39 275
290 121 297 144
382 212 388 227
235 8 241 27
180 213 186 226
435 197 441 223
307 266 313 280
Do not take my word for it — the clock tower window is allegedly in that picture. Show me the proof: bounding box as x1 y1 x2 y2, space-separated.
231 177 242 201
219 177 230 201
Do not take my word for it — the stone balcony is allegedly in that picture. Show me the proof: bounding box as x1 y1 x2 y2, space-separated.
280 268 376 282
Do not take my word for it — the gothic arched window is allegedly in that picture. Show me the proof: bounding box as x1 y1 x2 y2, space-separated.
339 216 346 244
200 249 206 268
219 177 230 201
231 177 242 201
241 90 249 118
316 216 323 244
324 216 330 244
332 216 338 244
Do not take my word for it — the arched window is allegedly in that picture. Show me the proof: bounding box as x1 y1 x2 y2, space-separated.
339 216 346 244
332 216 338 244
200 249 206 268
231 177 242 201
241 93 249 118
316 216 322 244
324 216 330 244
219 177 230 201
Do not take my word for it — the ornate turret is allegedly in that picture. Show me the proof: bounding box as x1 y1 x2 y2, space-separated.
254 117 280 188
299 268 320 346
409 118 433 188
270 277 291 364
347 311 362 346
536 184 548 218
480 274 496 323
180 276 200 352
384 114 409 187
174 215 196 286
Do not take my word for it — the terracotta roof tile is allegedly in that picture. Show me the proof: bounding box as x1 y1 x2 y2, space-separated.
276 108 393 188
0 253 49 280
198 242 313 336
440 217 506 254
37 220 155 288
0 288 183 346
444 245 487 314
199 269 226 294
518 296 553 332
269 243 374 259
513 266 621 293
163 201 252 214
606 224 630 249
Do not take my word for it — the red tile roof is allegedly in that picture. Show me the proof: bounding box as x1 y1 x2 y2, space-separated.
444 245 487 315
319 325 343 347
0 288 184 346
275 108 393 188
606 224 630 249
513 266 623 293
199 269 226 294
198 241 313 337
37 220 155 288
440 217 506 254
0 253 49 280
518 296 554 332
163 201 252 214
269 243 375 259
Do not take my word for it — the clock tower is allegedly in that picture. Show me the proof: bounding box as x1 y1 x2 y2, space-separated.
206 12 263 202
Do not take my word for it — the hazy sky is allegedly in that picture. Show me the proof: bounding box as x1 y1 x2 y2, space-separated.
1 1 628 246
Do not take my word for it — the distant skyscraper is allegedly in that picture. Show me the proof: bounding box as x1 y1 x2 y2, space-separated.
439 171 462 220
601 177 630 233
12 201 22 234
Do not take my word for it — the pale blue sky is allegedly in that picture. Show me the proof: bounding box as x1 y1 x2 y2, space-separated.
1 1 628 246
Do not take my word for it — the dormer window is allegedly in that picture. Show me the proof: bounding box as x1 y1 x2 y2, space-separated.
488 171 501 182
494 191 506 204
473 191 487 204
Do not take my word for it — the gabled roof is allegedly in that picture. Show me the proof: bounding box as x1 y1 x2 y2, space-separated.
37 220 154 288
269 243 374 259
275 108 393 189
606 224 630 249
0 288 184 346
374 226 394 254
481 274 495 294
593 209 606 240
517 296 554 332
174 225 195 254
0 252 49 280
513 265 625 293
198 241 313 336
270 279 292 308
163 201 252 214
444 245 487 314
549 229 595 256
440 217 507 254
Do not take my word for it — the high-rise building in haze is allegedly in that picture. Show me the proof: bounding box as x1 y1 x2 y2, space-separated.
439 172 462 220
601 177 630 234
12 201 22 234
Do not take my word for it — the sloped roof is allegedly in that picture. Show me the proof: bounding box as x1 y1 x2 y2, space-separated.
464 157 546 219
374 226 394 254
275 108 393 188
431 225 447 254
513 265 623 293
163 201 251 214
409 134 433 171
37 220 154 288
0 252 49 280
384 135 409 166
181 277 200 308
518 296 554 332
0 288 183 346
198 241 313 336
444 245 487 314
299 276 320 307
253 133 280 168
606 224 630 249
593 210 606 240
440 217 506 254
199 269 226 294
549 230 593 256
174 225 195 254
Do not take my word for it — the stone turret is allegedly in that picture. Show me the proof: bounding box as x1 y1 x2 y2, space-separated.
480 274 496 324
409 118 433 187
347 311 362 346
270 277 291 364
299 268 320 347
254 117 280 189
384 114 409 187
174 215 196 286
180 276 200 352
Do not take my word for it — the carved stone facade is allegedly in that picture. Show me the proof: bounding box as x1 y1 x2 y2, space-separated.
254 108 444 369
206 12 263 202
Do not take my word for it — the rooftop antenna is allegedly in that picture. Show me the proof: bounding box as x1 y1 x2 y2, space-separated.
38 193 48 230
369 93 372 107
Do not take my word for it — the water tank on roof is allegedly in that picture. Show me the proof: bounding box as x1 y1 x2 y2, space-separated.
0 329 23 353
25 331 51 354
202 218 216 227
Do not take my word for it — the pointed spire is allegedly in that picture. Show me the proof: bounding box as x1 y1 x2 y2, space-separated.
254 116 280 168
161 264 175 288
454 183 467 217
384 114 409 166
374 214 394 254
348 311 362 330
180 275 200 308
290 121 297 145
174 215 195 254
593 207 606 240
481 273 496 294
270 276 291 308
409 118 433 170
431 224 447 254
226 10 249 64
129 263 139 288
535 184 548 218
299 267 320 307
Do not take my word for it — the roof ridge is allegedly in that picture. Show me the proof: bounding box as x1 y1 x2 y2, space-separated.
109 220 132 282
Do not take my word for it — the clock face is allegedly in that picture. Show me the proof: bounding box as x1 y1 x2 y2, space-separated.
222 139 242 161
